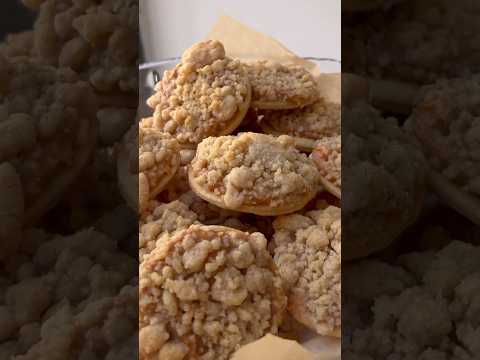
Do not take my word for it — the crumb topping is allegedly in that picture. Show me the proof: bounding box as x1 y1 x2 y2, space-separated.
139 225 286 360
259 100 341 139
147 41 251 148
272 203 341 336
31 0 138 94
407 76 480 197
135 126 180 214
312 135 341 189
189 133 320 214
139 201 198 263
0 55 96 205
244 60 319 109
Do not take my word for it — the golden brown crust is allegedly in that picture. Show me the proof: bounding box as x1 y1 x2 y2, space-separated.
244 60 319 109
139 224 286 360
188 133 320 216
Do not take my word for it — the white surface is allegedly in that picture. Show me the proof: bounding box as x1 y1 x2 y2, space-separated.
140 0 340 61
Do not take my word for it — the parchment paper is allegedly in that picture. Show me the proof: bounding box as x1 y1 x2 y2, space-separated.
206 15 341 360
206 15 340 104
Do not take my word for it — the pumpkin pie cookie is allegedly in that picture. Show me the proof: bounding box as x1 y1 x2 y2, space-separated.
117 124 180 215
244 60 319 109
258 100 340 139
312 135 341 199
139 224 286 360
147 40 251 148
272 202 341 337
188 133 320 216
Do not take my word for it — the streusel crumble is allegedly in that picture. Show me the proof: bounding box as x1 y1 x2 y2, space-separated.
244 60 319 109
312 135 341 198
189 133 320 215
139 225 286 360
147 41 251 148
272 203 341 337
259 100 340 140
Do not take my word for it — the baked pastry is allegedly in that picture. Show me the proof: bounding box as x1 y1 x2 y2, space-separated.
139 200 198 262
147 40 251 148
0 55 97 258
272 203 341 337
188 132 320 216
258 100 340 140
311 135 341 199
117 124 180 216
139 224 286 360
244 60 319 109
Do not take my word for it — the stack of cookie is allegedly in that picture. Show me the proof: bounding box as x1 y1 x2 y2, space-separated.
129 40 341 359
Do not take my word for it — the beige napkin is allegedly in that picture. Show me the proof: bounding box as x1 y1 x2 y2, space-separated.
206 15 341 360
206 15 340 104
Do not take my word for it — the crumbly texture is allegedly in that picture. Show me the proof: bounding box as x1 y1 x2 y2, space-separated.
189 133 320 215
136 126 180 214
343 1 480 84
343 241 480 359
139 200 198 263
244 60 319 109
0 55 97 231
147 41 251 148
0 31 34 58
0 229 138 359
31 0 138 95
406 76 480 197
343 103 426 259
312 135 341 189
139 225 286 360
272 203 341 336
259 100 341 139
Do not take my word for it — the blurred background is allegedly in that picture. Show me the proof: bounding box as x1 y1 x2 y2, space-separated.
139 0 340 63
0 1 35 40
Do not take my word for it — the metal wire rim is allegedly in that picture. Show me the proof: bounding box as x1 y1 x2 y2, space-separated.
140 56 341 85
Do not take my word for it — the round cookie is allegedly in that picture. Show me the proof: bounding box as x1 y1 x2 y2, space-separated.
117 124 180 216
147 40 251 148
244 60 319 109
188 132 320 216
139 224 286 360
311 135 341 199
272 203 341 337
258 100 340 140
0 55 97 233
